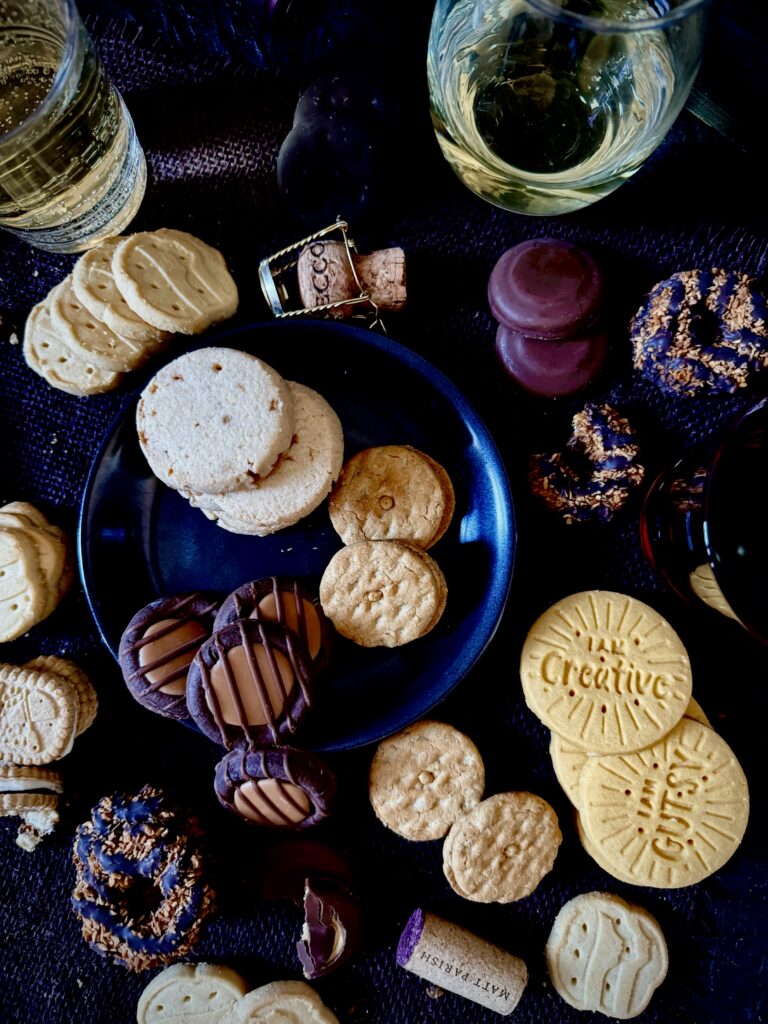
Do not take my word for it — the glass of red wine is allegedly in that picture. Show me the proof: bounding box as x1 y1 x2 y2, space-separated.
641 397 768 645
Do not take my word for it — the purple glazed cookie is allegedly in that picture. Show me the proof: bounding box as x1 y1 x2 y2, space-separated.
214 577 332 674
488 239 603 340
529 403 645 524
186 619 315 747
495 324 608 398
631 268 768 395
214 746 335 829
118 593 219 722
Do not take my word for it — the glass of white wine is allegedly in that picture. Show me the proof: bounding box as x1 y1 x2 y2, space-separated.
0 0 146 252
428 0 711 215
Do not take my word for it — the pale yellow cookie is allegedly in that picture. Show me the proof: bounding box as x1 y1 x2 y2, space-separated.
546 891 668 1019
24 655 98 736
137 962 249 1024
689 563 740 622
319 539 447 648
50 276 150 372
23 298 122 395
113 228 238 334
227 981 339 1024
72 236 171 344
0 528 47 642
579 719 749 888
0 765 63 793
328 445 455 549
369 721 485 841
0 663 79 764
575 813 637 885
0 515 68 618
443 792 561 903
521 591 692 755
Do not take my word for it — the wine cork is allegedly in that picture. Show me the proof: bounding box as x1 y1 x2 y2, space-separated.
396 909 527 1016
297 239 406 316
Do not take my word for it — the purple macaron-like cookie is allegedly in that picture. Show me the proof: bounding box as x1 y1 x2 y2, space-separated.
214 745 336 830
495 325 608 398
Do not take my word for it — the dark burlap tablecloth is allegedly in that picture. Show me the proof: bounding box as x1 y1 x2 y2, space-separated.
1 9 767 1024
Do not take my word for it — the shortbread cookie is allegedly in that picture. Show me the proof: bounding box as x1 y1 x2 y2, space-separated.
228 981 340 1024
0 663 79 763
520 591 692 755
319 539 447 648
329 445 455 549
25 655 98 736
113 228 238 334
72 237 170 344
443 792 561 903
23 299 122 395
369 721 484 841
137 347 294 494
137 963 249 1024
50 276 150 372
0 516 67 618
546 892 668 1018
0 502 73 605
192 382 344 535
575 813 637 885
579 719 749 888
689 563 740 621
0 528 47 642
0 765 63 793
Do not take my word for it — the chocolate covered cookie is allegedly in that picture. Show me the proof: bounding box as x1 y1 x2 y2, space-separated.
214 577 332 674
187 619 314 747
214 746 335 829
119 593 219 722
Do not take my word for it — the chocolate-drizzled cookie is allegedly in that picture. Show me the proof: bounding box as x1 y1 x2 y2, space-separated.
214 746 335 830
214 577 332 674
187 619 314 747
119 593 219 722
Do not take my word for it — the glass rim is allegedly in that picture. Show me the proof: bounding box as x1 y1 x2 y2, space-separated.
525 0 711 33
0 0 79 147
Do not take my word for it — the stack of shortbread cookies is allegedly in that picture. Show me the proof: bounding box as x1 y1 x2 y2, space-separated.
24 229 238 396
137 347 344 536
0 502 73 643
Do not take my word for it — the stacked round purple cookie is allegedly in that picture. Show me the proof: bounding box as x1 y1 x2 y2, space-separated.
488 239 608 398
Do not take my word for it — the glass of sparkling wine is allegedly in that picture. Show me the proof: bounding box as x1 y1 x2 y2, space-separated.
0 0 146 252
428 0 711 215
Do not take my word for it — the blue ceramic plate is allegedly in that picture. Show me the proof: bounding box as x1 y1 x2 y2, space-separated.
78 320 515 752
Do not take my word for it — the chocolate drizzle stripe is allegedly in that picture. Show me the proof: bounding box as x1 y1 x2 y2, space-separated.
292 579 310 658
240 621 281 743
126 595 217 653
285 631 312 708
200 652 229 745
130 634 204 684
142 666 191 693
240 781 303 826
257 621 295 735
274 780 312 818
219 630 253 739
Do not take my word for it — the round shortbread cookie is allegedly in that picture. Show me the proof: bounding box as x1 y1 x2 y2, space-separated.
0 504 73 602
443 792 562 903
72 236 171 344
369 720 485 841
112 228 239 334
136 347 294 494
0 663 79 764
328 445 455 549
137 963 249 1024
0 529 47 642
546 891 668 1019
319 539 447 648
579 719 749 888
23 299 122 396
0 515 68 619
0 765 63 793
520 591 692 755
24 655 98 736
50 276 151 372
575 813 638 885
228 981 340 1024
191 382 344 535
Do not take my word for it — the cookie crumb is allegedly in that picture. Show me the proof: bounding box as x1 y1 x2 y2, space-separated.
8 331 19 346
425 985 444 999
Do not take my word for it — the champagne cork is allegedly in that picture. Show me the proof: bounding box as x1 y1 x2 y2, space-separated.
396 909 527 1016
297 240 406 317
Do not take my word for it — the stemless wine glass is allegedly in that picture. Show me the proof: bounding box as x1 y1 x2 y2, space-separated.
0 0 146 252
427 0 711 215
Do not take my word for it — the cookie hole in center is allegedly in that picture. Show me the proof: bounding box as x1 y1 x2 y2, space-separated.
702 775 709 782
687 839 694 845
581 923 588 933
605 983 611 992
652 763 659 769
209 992 217 999
98 283 107 290
633 699 640 706
637 827 644 834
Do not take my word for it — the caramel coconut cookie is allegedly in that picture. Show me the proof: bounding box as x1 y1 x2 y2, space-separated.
319 539 447 648
329 445 455 549
369 721 485 840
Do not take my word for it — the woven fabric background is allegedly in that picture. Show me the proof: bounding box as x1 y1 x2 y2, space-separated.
1 6 767 1023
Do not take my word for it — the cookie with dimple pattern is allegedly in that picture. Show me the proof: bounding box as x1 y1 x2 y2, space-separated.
136 347 294 495
137 962 249 1024
631 268 768 395
369 721 485 840
319 539 446 648
113 228 238 334
23 298 122 395
227 981 340 1024
546 891 668 1018
443 792 561 903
